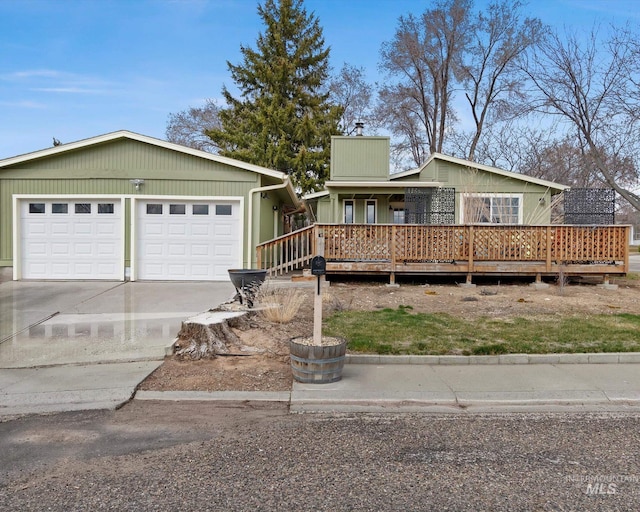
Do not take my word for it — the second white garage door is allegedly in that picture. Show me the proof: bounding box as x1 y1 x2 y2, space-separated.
135 199 242 281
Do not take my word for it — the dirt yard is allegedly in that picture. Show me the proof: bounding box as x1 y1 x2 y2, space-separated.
138 275 640 392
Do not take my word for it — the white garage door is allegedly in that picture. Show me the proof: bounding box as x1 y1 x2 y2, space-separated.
136 199 242 281
20 199 123 280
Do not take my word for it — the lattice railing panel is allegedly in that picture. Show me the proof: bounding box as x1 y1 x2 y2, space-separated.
551 226 628 261
323 224 392 261
472 226 547 261
395 225 468 262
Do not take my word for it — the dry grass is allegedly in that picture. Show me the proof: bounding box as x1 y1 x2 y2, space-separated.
257 286 305 323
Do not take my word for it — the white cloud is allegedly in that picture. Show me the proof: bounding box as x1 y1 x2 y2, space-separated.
0 100 48 109
30 87 113 95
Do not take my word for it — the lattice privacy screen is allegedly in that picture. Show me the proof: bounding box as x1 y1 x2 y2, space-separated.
563 188 615 225
405 187 455 224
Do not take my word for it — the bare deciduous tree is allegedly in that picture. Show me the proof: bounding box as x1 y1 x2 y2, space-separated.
460 0 545 161
524 25 640 211
328 63 375 136
165 99 222 152
378 0 471 162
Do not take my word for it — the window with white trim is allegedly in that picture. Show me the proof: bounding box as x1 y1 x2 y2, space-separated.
344 200 354 223
365 200 377 224
462 194 522 224
392 208 405 224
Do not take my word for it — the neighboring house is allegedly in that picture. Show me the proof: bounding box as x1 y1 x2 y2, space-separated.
305 135 568 225
0 130 299 281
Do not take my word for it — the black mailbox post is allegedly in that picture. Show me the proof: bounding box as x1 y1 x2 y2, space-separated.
311 255 326 294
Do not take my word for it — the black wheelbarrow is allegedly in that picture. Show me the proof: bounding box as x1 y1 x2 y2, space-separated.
227 269 268 307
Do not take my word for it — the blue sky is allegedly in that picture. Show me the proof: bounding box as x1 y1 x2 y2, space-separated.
1 0 639 159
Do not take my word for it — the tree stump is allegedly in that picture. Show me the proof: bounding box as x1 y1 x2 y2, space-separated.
173 310 251 360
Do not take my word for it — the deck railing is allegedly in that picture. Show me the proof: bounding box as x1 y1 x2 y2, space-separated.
256 224 315 276
257 224 630 278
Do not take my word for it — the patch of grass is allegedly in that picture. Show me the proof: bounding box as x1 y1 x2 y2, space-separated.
324 307 640 355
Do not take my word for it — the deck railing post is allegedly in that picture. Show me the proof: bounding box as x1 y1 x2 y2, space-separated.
546 226 552 272
468 225 474 273
391 225 397 274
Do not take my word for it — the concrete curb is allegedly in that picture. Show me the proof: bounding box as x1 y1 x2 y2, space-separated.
135 390 291 402
345 352 640 365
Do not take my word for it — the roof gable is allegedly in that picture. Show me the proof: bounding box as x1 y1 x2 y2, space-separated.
392 153 568 191
0 130 287 181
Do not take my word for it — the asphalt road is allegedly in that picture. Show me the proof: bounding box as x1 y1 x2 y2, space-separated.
1 402 639 511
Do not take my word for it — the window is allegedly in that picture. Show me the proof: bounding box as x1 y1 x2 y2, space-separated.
98 203 114 214
52 203 68 214
215 204 232 216
170 204 186 215
365 200 377 224
392 208 405 224
75 203 91 214
463 194 521 224
344 200 354 224
193 204 209 215
146 204 163 215
29 203 45 214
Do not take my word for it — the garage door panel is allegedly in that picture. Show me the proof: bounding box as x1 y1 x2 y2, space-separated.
168 223 187 236
51 223 70 235
96 222 117 235
26 242 48 256
73 243 93 255
191 224 210 236
144 223 164 236
168 264 187 276
51 263 70 275
191 244 210 256
144 244 164 256
214 244 233 257
74 223 94 235
137 199 241 281
26 222 47 236
51 243 71 256
190 265 210 277
168 244 186 256
20 199 122 280
97 243 117 256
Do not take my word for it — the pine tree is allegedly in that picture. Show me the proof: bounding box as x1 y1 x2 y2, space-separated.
207 0 342 193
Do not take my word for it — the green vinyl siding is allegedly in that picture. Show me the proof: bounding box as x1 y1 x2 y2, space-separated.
1 140 257 182
330 137 390 181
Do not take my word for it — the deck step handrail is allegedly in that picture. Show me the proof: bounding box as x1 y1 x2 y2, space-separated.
256 225 315 276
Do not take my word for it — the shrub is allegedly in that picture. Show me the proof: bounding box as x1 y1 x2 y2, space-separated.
257 287 305 323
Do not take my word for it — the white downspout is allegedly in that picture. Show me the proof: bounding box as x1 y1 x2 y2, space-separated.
247 178 292 268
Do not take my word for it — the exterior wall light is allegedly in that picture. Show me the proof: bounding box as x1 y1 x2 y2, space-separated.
130 179 145 191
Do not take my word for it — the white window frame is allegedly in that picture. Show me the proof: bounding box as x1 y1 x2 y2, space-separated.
365 199 377 224
461 193 523 224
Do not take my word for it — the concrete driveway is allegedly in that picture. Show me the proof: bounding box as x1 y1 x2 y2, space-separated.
0 280 235 416
629 252 640 273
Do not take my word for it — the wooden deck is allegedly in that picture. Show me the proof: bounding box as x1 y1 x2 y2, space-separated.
257 224 630 282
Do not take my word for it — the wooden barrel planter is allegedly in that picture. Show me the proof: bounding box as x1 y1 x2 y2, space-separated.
289 337 347 384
